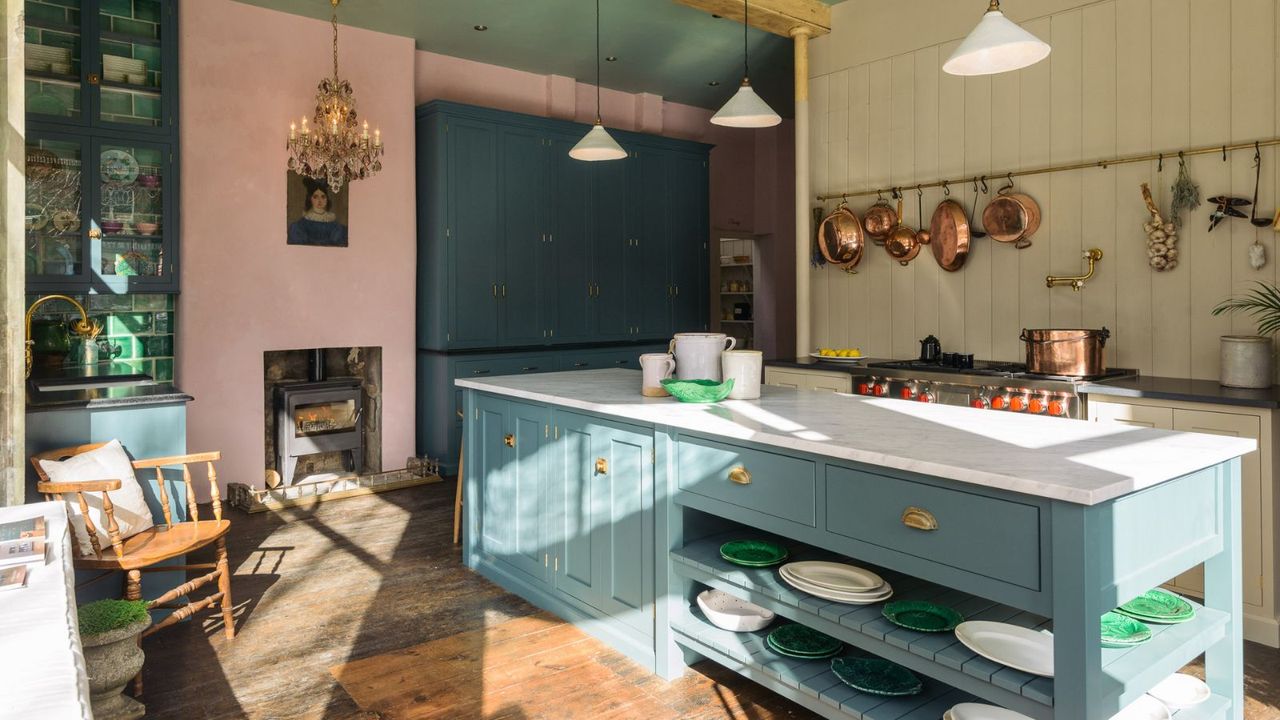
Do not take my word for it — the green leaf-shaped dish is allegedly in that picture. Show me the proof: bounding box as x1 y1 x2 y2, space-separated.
882 601 964 633
661 378 734 403
830 657 923 697
719 539 788 567
1101 611 1151 647
767 623 844 657
1116 589 1195 624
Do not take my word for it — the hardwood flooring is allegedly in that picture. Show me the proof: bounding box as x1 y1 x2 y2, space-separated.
140 480 1280 719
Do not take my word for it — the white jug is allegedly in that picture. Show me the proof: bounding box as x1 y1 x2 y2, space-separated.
669 333 736 380
639 353 676 397
722 350 762 400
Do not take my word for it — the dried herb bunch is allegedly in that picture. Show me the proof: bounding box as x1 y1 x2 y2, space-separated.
1169 156 1200 229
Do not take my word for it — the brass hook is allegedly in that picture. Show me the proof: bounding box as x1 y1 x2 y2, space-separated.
999 173 1014 193
1223 145 1228 162
891 187 900 200
877 189 885 202
980 176 988 194
1255 142 1262 166
916 184 923 198
942 180 950 196
1157 153 1163 172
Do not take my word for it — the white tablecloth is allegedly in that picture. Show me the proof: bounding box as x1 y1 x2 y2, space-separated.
0 501 92 720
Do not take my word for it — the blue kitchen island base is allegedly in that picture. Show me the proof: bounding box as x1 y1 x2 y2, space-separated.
460 370 1249 720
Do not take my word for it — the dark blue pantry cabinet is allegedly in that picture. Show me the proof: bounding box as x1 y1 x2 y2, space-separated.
415 100 711 471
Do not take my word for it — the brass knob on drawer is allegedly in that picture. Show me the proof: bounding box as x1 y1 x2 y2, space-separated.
728 466 751 485
901 506 938 531
503 434 515 448
595 457 608 475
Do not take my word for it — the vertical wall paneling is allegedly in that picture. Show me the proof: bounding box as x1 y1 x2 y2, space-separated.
988 52 1021 362
890 55 917 359
962 70 994 361
846 65 872 350
937 40 968 354
809 73 830 347
914 47 942 345
827 69 851 350
1016 18 1054 338
1048 10 1084 330
1080 2 1118 367
866 59 894 354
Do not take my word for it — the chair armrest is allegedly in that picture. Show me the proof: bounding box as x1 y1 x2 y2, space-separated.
36 479 123 494
130 451 221 469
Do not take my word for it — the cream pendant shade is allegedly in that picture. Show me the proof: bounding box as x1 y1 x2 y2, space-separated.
943 8 1050 76
569 122 627 161
711 80 782 128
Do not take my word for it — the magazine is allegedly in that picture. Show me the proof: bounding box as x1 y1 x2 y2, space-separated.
0 517 45 541
0 565 27 592
0 537 46 568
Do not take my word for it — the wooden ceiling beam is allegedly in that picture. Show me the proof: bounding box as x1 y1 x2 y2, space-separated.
673 0 831 38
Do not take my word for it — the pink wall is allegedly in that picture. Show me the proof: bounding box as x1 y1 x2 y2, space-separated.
177 0 417 496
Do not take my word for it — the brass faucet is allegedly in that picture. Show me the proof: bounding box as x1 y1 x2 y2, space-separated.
24 294 100 378
1046 248 1104 291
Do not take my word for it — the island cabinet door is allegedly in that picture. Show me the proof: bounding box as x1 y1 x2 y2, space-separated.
477 397 550 584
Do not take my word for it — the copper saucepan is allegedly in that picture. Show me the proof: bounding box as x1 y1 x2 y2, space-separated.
929 199 970 272
863 196 897 245
884 196 920 266
817 203 865 268
1019 327 1110 377
983 181 1041 248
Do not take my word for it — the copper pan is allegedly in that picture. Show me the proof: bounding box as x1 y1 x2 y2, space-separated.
983 183 1041 248
929 199 970 272
817 203 865 267
884 197 920 266
863 196 897 245
1019 327 1110 377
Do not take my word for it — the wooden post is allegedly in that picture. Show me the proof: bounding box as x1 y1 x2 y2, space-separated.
792 27 812 358
0 0 25 507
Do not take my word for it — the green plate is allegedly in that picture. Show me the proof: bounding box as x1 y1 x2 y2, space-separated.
766 623 843 657
765 634 842 659
1101 611 1151 647
1116 589 1195 624
661 378 734 403
830 657 923 697
719 539 788 567
881 601 964 633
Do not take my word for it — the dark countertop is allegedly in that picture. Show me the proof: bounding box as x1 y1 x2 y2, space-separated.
26 362 193 413
766 357 882 372
1080 375 1280 410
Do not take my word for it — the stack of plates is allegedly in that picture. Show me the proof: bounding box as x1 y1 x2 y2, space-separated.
1101 611 1151 648
1148 673 1211 710
764 623 843 659
778 560 892 604
1115 589 1195 624
719 539 788 568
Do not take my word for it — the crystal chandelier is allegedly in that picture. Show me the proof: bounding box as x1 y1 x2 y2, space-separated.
286 0 383 192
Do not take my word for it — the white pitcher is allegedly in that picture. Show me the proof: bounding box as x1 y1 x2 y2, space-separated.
722 350 762 400
640 353 676 397
669 333 736 380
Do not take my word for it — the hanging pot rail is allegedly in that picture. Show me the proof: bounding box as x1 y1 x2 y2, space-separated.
816 136 1280 202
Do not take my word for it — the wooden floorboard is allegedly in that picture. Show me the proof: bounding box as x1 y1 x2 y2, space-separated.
137 479 1280 720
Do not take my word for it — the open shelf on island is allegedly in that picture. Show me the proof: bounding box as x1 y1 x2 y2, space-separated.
672 531 1233 719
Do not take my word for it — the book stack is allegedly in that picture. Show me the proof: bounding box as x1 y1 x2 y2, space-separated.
0 517 48 592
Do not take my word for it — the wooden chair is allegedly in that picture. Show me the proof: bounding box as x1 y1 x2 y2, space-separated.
31 443 236 643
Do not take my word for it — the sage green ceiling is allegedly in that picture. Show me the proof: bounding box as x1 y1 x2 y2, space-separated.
234 0 843 115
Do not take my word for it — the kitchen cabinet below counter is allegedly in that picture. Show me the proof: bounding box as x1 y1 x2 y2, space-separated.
1085 392 1279 648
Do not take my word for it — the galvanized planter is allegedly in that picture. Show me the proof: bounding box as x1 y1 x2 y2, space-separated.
1220 335 1274 388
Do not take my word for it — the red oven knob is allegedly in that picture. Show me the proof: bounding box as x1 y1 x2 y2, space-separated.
1048 399 1067 416
900 387 916 400
858 382 871 395
1009 395 1028 412
991 395 1008 410
1028 396 1046 414
872 383 888 397
918 391 935 403
971 397 990 409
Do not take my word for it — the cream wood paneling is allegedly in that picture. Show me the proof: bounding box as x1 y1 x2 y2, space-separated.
762 367 853 394
808 0 1280 380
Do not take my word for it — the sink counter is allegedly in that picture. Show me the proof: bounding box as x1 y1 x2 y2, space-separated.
26 362 192 412
458 368 1254 505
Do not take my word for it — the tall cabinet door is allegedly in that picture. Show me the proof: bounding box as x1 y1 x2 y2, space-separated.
552 411 599 606
592 159 630 340
448 119 500 348
499 127 548 346
667 153 709 333
589 419 654 637
549 134 595 344
626 149 672 339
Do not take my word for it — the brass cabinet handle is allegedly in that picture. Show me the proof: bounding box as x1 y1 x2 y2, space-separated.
503 433 515 448
88 226 102 239
595 457 608 475
728 466 751 485
901 506 938 531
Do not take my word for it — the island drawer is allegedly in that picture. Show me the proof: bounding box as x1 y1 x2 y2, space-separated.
675 436 817 527
826 465 1042 590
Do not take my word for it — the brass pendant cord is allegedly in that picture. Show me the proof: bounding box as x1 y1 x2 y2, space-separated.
593 0 602 122
817 136 1280 202
331 0 340 79
742 0 749 80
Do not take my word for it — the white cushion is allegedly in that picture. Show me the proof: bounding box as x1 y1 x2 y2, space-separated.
38 440 155 556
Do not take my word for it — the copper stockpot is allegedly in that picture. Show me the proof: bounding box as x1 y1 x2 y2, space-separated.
983 187 1041 248
1020 327 1111 377
863 198 897 245
817 203 865 267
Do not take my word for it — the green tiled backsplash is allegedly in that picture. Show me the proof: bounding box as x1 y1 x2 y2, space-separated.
26 293 176 381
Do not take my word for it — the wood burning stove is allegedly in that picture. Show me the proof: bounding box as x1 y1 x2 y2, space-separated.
274 350 363 486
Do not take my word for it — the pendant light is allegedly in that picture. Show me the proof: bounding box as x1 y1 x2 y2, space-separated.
570 0 626 161
943 0 1050 76
711 0 781 128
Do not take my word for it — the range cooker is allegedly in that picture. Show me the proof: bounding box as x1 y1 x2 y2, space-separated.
842 359 1136 420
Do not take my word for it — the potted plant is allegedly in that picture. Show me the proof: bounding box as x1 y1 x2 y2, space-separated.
1211 282 1279 388
78 599 151 720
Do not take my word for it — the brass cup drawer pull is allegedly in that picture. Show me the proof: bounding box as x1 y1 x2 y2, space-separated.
595 457 608 475
728 466 751 485
901 506 938 531
503 434 515 448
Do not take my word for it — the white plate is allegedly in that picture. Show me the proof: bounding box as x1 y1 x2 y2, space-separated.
946 703 1033 720
808 352 866 364
696 588 775 633
780 561 884 593
1110 695 1170 720
1148 673 1210 710
778 569 892 604
954 621 1054 678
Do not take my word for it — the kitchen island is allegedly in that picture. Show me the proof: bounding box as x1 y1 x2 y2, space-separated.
459 369 1254 719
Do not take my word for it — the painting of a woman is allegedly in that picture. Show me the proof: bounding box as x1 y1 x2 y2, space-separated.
287 174 349 247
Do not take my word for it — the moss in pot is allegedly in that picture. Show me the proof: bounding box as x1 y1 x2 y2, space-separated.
78 599 151 720
1212 282 1280 388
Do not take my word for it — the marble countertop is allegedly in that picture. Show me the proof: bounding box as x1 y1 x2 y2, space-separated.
457 369 1256 505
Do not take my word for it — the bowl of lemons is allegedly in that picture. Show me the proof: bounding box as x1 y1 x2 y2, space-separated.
810 347 865 363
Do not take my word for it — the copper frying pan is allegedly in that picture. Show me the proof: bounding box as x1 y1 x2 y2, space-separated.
817 203 865 268
929 199 970 272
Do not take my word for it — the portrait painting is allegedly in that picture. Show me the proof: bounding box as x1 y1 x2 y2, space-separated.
286 171 349 247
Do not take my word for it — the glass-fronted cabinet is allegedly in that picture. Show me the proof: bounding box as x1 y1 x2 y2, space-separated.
25 0 178 293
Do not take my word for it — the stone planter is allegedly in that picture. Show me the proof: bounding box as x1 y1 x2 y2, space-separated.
81 616 151 720
1220 335 1275 389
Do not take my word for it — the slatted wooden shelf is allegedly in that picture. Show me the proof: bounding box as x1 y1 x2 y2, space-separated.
672 531 1233 718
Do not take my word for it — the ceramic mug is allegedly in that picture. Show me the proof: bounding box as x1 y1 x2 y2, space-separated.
640 353 677 397
722 350 763 400
669 333 736 380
